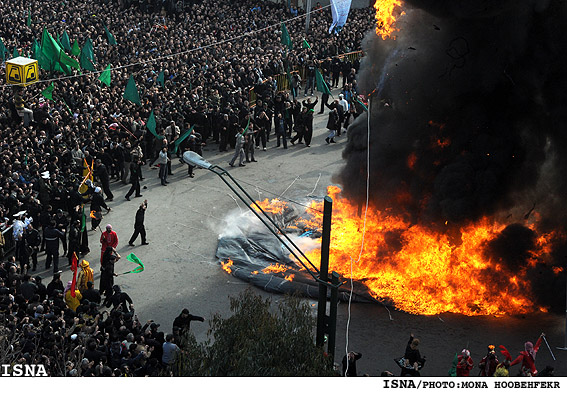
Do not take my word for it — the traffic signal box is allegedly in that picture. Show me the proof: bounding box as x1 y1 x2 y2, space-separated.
5 57 39 86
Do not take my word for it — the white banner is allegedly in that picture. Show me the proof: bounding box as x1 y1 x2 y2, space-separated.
329 0 352 34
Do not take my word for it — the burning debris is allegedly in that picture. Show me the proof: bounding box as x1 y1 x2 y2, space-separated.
215 204 372 303
335 0 567 313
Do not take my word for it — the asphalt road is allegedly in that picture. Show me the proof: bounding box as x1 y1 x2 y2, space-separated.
35 91 567 377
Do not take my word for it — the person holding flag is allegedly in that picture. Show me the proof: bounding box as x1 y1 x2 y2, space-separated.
100 246 121 299
64 280 82 312
229 128 246 167
509 333 545 376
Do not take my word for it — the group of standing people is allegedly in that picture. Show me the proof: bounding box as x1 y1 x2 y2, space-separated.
453 334 553 377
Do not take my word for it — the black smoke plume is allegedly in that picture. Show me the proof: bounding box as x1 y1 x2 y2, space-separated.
338 0 567 311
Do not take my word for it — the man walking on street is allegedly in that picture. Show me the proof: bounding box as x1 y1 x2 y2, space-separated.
125 156 143 201
44 221 65 273
229 130 246 167
129 200 149 246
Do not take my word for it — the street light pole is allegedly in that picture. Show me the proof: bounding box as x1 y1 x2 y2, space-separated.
316 196 332 347
305 0 312 33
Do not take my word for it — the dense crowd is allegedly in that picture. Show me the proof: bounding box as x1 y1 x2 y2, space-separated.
0 0 374 376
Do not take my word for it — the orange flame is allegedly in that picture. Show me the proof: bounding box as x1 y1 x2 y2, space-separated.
253 198 287 215
221 259 234 274
374 0 404 40
263 264 290 274
256 186 562 316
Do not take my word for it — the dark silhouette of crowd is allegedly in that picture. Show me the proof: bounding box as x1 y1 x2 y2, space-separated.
0 0 373 376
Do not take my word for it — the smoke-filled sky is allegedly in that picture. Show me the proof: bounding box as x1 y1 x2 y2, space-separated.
339 0 567 229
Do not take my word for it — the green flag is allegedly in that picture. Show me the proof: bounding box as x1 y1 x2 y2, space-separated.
157 70 164 87
123 253 145 274
146 110 163 139
71 39 80 56
39 28 71 74
31 39 41 60
41 83 55 101
302 38 311 49
39 29 60 70
61 31 71 51
80 204 86 232
12 47 19 58
123 75 141 105
242 117 251 135
60 98 73 115
59 50 80 71
173 125 195 154
281 22 292 50
26 9 31 27
315 68 331 96
103 24 117 45
0 37 7 61
448 352 458 377
98 64 111 86
80 38 95 71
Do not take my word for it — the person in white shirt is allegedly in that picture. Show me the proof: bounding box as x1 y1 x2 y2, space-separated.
158 146 170 186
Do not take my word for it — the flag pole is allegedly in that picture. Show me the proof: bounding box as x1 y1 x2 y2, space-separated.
542 335 556 360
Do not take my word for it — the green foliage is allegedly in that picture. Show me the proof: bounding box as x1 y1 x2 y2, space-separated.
176 289 334 376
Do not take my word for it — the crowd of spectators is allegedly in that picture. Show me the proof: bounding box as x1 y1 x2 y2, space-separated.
0 0 373 376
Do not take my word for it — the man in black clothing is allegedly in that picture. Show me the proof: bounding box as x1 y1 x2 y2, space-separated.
128 200 148 246
46 271 64 297
19 275 38 301
39 205 53 252
104 285 134 311
304 61 316 96
54 209 68 255
90 187 111 230
81 281 101 304
342 351 362 377
400 333 425 377
44 221 65 273
125 157 143 201
24 223 41 271
172 308 204 341
95 159 113 201
67 219 81 264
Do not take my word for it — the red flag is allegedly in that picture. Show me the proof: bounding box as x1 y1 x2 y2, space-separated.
70 253 78 298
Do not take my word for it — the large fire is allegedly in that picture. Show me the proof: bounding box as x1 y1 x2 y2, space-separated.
374 0 404 40
253 186 562 316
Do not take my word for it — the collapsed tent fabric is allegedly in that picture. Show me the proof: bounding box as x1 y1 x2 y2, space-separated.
215 207 377 303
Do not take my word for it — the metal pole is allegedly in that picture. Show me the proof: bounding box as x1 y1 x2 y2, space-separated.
558 266 567 350
316 196 333 347
328 271 339 361
305 0 312 33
